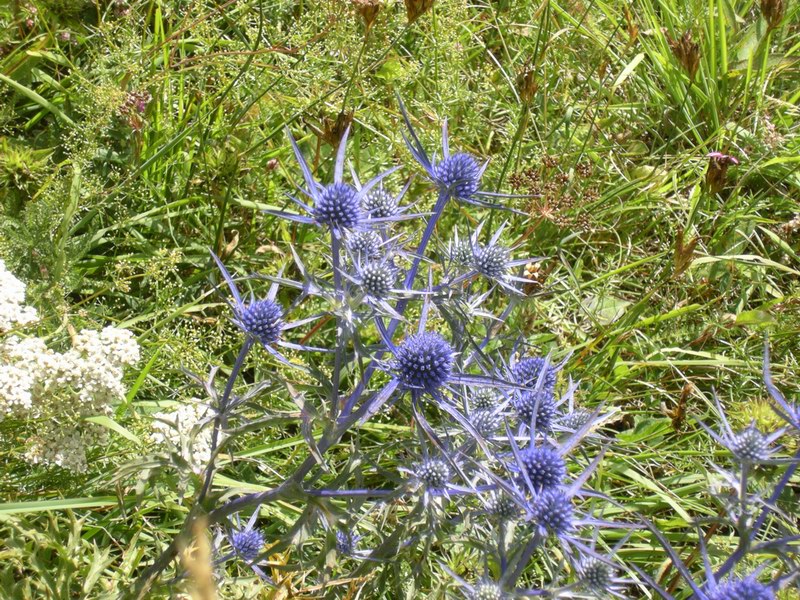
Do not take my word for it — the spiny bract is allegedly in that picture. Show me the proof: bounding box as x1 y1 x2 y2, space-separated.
395 332 454 391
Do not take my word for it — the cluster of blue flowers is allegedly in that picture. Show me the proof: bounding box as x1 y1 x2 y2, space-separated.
137 101 799 598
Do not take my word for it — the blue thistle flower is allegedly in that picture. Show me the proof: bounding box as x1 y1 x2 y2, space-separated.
230 527 264 562
471 388 498 410
513 388 558 430
517 445 566 492
530 488 574 537
415 458 452 490
394 332 454 392
314 181 361 229
269 125 397 233
485 492 521 522
559 408 593 431
473 242 510 279
432 152 482 200
513 356 557 389
577 558 613 594
359 261 397 300
238 299 284 345
696 391 785 466
363 186 399 219
470 408 501 437
450 237 474 267
336 530 361 555
708 577 775 600
346 230 382 258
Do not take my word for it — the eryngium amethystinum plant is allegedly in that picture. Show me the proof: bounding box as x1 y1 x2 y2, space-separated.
127 105 798 598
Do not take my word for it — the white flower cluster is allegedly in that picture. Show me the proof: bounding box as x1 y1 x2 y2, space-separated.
0 259 38 331
150 399 215 472
0 327 140 472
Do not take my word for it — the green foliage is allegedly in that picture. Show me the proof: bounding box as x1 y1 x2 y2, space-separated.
0 0 798 596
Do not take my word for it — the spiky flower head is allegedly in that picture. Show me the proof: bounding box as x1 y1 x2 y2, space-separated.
336 530 360 554
239 300 284 345
360 262 395 299
708 577 774 600
470 582 505 600
395 332 454 392
451 239 474 266
518 445 566 491
472 388 497 410
314 182 361 229
346 230 382 258
486 492 521 522
231 528 264 562
364 187 398 219
513 389 558 430
470 408 501 437
560 409 593 431
531 488 574 537
577 558 612 594
473 243 510 279
730 424 772 463
415 458 451 490
513 356 557 389
433 152 481 200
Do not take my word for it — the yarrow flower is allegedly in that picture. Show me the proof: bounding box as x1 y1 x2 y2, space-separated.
0 259 38 332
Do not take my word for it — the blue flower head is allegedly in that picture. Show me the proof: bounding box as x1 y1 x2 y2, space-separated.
415 457 452 490
359 261 397 300
513 388 558 430
517 445 566 492
314 181 361 229
394 332 454 392
398 97 489 204
577 558 612 595
231 528 264 562
469 582 506 600
513 356 557 389
364 186 399 219
472 388 498 410
238 299 284 345
709 577 774 600
486 492 521 522
473 242 510 279
346 230 382 258
531 488 574 538
470 408 501 437
729 424 772 463
433 152 482 200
